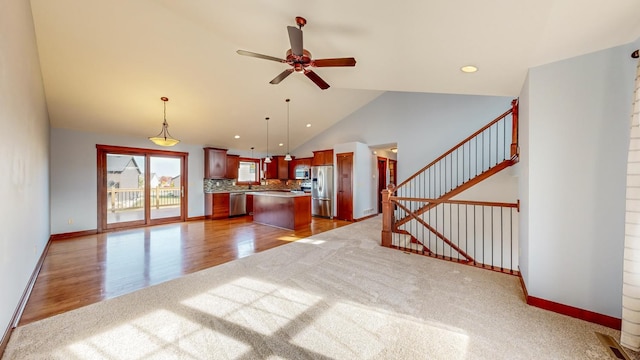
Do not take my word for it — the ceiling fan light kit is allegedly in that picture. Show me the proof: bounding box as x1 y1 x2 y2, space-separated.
149 97 180 146
236 16 356 90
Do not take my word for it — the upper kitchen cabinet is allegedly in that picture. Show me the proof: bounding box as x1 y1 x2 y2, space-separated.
226 154 239 179
290 157 312 179
204 147 227 179
265 155 291 179
312 149 334 166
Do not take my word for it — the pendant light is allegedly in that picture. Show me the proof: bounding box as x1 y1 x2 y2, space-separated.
284 98 292 161
264 117 272 164
149 97 180 146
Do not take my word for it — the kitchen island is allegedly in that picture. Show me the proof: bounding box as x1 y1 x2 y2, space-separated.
250 191 311 230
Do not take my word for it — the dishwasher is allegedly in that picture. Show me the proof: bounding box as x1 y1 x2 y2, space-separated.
229 192 247 216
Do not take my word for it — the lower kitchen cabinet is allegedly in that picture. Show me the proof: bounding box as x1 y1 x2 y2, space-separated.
212 193 230 219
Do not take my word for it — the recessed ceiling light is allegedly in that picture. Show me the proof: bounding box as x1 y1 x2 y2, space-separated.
461 65 478 73
306 123 311 128
279 143 284 146
234 135 240 139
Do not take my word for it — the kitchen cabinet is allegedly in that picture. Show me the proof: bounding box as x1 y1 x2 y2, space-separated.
312 149 334 166
265 156 291 179
204 147 228 179
226 155 239 179
290 157 312 179
212 192 230 219
264 157 278 179
246 194 254 215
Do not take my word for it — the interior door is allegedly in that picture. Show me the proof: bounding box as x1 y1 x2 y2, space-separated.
336 152 353 221
97 145 188 232
377 157 387 213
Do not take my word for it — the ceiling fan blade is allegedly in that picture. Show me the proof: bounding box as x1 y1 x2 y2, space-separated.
304 70 330 90
270 69 294 84
236 50 285 63
313 58 357 67
287 26 303 56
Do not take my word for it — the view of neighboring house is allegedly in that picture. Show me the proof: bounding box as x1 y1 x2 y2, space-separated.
106 156 142 189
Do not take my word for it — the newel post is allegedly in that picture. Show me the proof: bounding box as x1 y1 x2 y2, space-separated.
381 184 394 247
510 98 519 158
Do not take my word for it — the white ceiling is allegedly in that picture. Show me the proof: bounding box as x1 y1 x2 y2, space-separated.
29 0 640 154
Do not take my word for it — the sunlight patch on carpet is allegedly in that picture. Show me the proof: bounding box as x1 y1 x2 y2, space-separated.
59 309 250 359
181 277 323 336
297 238 326 245
291 301 470 359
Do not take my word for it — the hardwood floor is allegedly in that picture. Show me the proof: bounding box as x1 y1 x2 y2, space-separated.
19 216 351 326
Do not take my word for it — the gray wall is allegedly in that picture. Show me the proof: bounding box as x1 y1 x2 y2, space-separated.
520 40 639 317
294 92 514 184
50 128 206 234
0 0 50 336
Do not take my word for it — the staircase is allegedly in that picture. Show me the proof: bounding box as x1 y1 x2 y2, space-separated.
382 99 520 274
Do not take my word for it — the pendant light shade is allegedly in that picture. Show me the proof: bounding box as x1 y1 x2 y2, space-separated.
149 97 180 146
264 117 272 163
284 98 292 161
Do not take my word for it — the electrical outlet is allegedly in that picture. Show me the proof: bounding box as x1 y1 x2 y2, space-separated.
68 218 73 224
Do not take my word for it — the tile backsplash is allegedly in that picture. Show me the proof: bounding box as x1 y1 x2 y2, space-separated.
204 178 310 193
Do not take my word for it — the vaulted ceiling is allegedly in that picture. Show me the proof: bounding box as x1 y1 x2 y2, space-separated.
29 0 640 153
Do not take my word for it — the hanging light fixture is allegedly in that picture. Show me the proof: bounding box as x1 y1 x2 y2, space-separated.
284 98 292 161
149 97 180 146
264 117 272 163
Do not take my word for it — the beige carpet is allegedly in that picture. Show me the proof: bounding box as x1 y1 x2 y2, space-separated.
2 216 631 359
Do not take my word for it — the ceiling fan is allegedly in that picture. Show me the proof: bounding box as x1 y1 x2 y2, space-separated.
236 16 356 90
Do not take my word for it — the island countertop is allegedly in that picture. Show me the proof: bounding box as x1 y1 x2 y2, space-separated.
248 191 311 198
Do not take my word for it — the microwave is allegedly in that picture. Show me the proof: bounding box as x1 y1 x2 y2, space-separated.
295 168 310 179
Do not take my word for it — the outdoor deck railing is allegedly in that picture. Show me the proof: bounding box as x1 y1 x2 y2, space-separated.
108 187 180 212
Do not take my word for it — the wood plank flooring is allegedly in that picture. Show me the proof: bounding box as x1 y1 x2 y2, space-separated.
19 216 350 326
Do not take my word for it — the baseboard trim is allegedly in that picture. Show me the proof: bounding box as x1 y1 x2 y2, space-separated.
517 268 621 330
50 229 97 241
354 214 378 222
517 267 528 300
0 236 53 357
187 216 206 221
526 296 621 330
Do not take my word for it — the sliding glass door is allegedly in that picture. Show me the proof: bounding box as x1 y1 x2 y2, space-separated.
98 145 188 232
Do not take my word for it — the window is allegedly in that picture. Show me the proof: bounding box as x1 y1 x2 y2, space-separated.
237 158 260 184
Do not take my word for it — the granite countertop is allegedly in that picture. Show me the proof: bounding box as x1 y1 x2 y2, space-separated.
247 191 311 197
211 189 310 194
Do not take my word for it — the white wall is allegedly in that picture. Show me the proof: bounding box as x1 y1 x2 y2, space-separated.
522 41 638 318
518 74 531 287
50 128 205 234
0 0 50 336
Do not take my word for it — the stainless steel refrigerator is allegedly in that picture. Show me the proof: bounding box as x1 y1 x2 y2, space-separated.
311 165 333 218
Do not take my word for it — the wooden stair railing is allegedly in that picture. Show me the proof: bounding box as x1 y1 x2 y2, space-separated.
393 199 474 262
392 99 519 228
382 192 520 273
393 158 516 229
381 99 519 274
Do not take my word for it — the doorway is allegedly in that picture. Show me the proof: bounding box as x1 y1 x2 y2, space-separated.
97 145 188 232
377 157 387 213
336 152 353 221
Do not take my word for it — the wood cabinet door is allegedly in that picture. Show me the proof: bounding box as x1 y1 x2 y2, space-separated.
204 148 227 179
212 193 230 219
277 156 290 179
265 158 278 179
288 159 298 180
312 151 324 166
226 155 239 179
